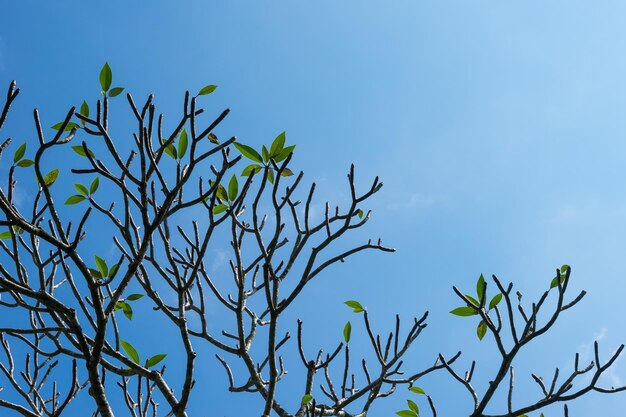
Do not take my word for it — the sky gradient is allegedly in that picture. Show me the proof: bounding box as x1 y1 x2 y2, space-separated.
2 1 626 415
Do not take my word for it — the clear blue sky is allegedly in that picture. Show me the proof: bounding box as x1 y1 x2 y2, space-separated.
2 1 626 415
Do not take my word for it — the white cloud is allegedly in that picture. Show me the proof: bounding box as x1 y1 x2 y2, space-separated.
577 328 623 387
386 192 434 211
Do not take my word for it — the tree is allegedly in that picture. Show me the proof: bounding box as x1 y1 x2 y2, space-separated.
0 64 623 417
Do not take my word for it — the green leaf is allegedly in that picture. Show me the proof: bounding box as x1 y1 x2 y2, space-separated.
89 268 103 280
120 340 140 364
228 175 238 201
80 100 90 118
242 164 262 176
108 263 119 278
407 400 419 414
233 143 263 163
450 306 478 316
395 411 417 417
274 145 296 163
216 184 228 202
16 159 34 168
212 204 228 215
95 255 108 278
108 87 124 97
357 209 364 219
344 300 365 313
551 274 567 289
464 294 479 307
122 302 133 320
163 144 177 160
13 143 26 163
178 129 188 159
0 231 12 240
489 293 503 310
477 320 487 340
51 122 80 132
90 177 100 194
267 168 275 184
280 168 294 177
126 293 144 301
114 301 125 311
145 354 167 368
269 131 286 157
42 169 59 187
74 183 89 196
561 264 570 273
409 386 425 395
100 62 112 93
72 145 95 158
65 195 86 205
344 300 364 313
343 321 351 343
197 85 218 96
301 394 313 406
261 145 269 162
477 274 485 302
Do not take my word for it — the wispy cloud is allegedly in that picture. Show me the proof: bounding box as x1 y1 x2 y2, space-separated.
577 328 622 387
386 193 434 211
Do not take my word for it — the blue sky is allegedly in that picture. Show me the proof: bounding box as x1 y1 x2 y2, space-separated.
2 1 626 415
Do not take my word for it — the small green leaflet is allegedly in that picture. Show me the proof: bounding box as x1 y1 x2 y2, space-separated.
197 85 218 96
228 175 238 201
108 263 119 278
13 144 26 163
108 87 124 97
212 204 228 215
178 129 188 159
145 354 167 368
100 62 112 93
95 255 108 278
233 143 263 163
343 321 351 343
450 306 478 316
17 159 34 167
395 410 417 417
477 320 487 340
126 293 144 301
0 231 12 240
489 293 503 310
72 145 95 158
242 164 262 176
74 183 89 196
409 386 425 395
274 145 296 162
464 294 479 307
407 399 419 415
344 300 364 313
301 394 313 406
121 302 133 320
80 101 89 123
65 195 86 205
51 122 80 131
90 177 100 194
42 169 59 187
120 340 140 364
269 131 286 157
476 274 486 303
357 209 364 219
